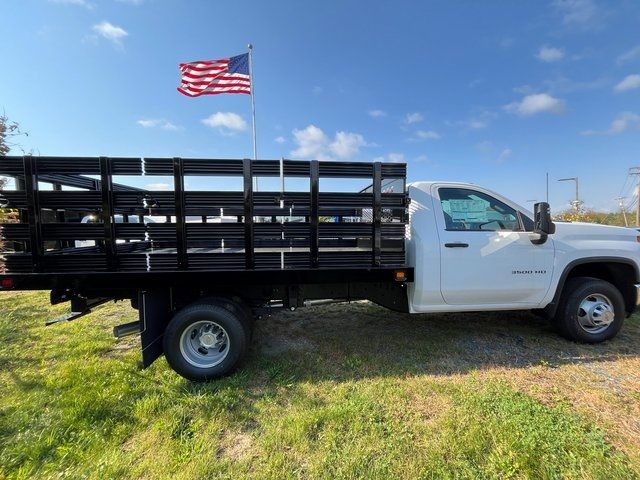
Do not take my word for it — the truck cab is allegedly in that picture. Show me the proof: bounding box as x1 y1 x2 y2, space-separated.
408 181 640 343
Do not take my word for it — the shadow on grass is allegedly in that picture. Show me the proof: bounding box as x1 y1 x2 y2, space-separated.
240 301 640 385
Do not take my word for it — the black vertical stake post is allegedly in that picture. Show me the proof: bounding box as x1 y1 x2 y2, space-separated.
14 174 26 253
372 162 382 267
122 210 130 244
310 160 319 268
100 156 117 271
52 183 68 249
173 157 188 270
243 159 254 269
23 155 42 272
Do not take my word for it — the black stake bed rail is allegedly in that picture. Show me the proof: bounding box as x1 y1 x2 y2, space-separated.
0 156 411 285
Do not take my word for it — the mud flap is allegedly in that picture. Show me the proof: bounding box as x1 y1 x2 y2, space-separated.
139 289 172 368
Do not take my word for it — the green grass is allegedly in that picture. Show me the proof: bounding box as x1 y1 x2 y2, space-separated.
1 291 639 479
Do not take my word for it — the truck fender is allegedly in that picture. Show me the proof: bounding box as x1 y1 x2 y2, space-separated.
544 256 639 318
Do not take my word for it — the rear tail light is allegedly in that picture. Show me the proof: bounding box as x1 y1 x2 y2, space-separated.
1 278 15 289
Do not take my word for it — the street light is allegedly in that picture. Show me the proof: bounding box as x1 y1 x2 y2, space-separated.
558 177 581 212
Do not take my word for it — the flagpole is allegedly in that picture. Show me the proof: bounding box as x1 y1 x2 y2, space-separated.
248 43 258 190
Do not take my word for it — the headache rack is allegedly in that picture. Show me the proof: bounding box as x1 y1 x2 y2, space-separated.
0 156 409 276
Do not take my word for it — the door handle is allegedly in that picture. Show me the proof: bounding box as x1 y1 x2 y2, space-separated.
444 242 469 248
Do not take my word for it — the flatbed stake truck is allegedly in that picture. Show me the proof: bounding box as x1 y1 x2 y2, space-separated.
1 156 638 381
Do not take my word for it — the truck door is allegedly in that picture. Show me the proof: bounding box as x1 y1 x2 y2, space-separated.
435 186 554 306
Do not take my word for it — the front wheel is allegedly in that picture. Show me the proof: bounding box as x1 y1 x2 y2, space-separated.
555 277 625 343
163 302 247 382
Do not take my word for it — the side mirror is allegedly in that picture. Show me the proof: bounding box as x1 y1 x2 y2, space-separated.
534 202 555 234
532 202 555 244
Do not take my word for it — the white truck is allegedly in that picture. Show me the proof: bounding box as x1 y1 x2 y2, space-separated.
407 182 639 346
1 156 638 381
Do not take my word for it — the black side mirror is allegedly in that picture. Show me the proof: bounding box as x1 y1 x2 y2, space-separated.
534 202 555 234
532 202 555 244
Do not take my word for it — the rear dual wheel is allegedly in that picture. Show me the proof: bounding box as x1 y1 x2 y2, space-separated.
163 300 252 382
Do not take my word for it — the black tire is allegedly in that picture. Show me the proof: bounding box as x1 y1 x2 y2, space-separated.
163 302 247 382
554 277 625 343
192 296 254 342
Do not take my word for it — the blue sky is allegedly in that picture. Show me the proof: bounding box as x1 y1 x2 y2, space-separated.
2 0 640 212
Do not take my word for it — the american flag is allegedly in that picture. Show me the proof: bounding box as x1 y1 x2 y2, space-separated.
177 53 251 97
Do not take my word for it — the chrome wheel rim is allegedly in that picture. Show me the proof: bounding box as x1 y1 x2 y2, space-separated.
179 320 230 368
577 293 615 334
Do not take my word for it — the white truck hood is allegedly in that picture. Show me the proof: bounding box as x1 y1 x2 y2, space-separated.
551 222 640 272
553 221 638 241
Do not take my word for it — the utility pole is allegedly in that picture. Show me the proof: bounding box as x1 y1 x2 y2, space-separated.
546 172 549 203
629 167 640 226
558 177 580 212
615 196 629 227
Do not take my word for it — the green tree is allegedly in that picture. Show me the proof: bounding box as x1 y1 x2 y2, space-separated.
0 113 25 227
0 112 27 158
554 209 630 227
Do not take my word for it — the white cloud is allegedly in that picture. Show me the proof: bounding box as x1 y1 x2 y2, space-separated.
291 125 329 159
580 112 640 136
387 153 405 163
415 130 441 140
368 109 387 118
614 74 640 92
145 183 171 191
49 0 92 7
374 153 406 164
92 21 128 46
496 148 513 164
474 141 513 164
465 119 488 129
405 112 423 124
137 119 159 128
451 110 495 131
136 119 181 131
536 46 565 62
552 0 600 30
312 86 323 95
504 93 565 116
116 0 145 4
201 112 247 134
329 131 367 158
609 113 640 133
617 45 640 65
274 136 286 144
290 125 369 160
161 122 180 131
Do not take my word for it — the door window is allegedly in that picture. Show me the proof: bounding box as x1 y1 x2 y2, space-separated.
439 188 520 231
